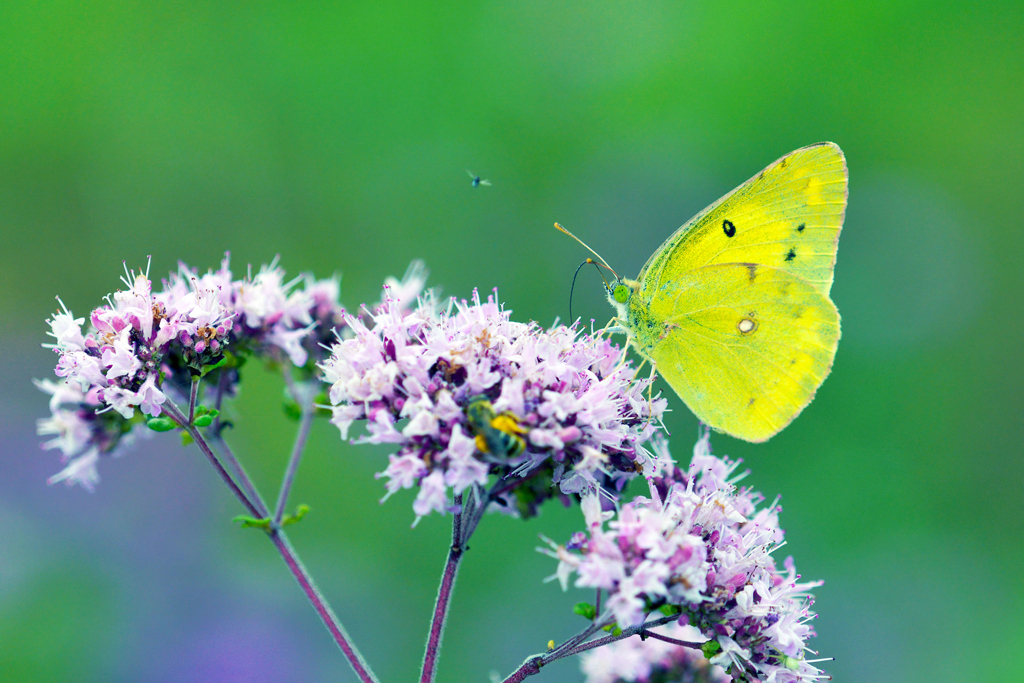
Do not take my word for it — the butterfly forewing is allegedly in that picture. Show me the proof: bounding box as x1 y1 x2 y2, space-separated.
638 263 840 442
638 142 847 300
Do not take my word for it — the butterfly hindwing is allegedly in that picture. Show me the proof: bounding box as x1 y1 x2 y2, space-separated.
637 263 840 442
638 142 847 299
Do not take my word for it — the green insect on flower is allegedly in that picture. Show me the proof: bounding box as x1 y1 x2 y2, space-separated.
464 396 527 460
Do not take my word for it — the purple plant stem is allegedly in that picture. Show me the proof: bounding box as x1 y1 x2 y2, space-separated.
273 381 317 525
162 398 262 518
420 494 466 683
188 376 199 425
270 529 380 683
208 433 270 518
498 614 689 683
640 631 705 648
500 657 543 683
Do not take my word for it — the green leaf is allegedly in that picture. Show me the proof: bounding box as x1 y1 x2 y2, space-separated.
193 414 213 427
701 639 722 659
199 356 229 377
180 431 195 446
573 602 597 620
146 417 176 432
282 504 310 526
659 604 681 616
283 397 302 421
232 505 308 533
232 515 271 531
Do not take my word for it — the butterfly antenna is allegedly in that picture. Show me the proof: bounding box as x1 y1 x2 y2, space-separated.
569 258 606 325
554 223 619 280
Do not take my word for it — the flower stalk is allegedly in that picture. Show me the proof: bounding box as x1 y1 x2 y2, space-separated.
274 378 318 525
420 493 467 683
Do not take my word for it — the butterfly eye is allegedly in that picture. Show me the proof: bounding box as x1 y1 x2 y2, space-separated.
612 283 630 304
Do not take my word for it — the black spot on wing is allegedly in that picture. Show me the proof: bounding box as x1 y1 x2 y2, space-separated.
797 223 805 233
785 248 796 262
723 219 736 238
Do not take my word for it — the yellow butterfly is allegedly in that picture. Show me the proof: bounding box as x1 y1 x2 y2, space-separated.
559 142 846 442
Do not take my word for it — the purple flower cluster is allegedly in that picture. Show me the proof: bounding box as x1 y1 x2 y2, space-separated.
320 286 666 522
548 434 828 682
580 622 729 683
38 255 346 489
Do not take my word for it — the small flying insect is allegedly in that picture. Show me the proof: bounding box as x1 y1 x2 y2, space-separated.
467 170 491 188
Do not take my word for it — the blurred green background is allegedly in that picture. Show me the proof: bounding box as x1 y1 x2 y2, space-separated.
2 1 1021 681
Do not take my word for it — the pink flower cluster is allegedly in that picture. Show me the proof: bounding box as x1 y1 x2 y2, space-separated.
320 286 666 522
39 255 346 489
550 434 828 682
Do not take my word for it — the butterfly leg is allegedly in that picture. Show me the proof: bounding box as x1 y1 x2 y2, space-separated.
592 316 621 342
621 348 660 429
631 356 648 380
612 332 639 372
643 361 660 430
580 318 617 355
589 317 635 370
636 322 676 421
